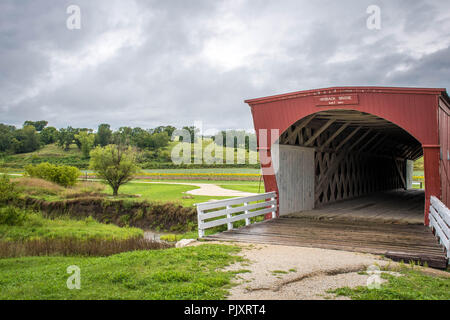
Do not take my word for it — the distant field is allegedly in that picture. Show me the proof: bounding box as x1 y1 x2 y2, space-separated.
139 168 261 174
0 141 260 171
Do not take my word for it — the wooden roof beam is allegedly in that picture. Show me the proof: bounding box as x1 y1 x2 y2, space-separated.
357 132 381 153
335 126 361 152
304 119 336 147
319 122 350 152
286 115 315 145
347 129 373 152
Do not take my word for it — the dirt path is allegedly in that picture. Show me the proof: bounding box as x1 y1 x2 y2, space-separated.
220 243 394 300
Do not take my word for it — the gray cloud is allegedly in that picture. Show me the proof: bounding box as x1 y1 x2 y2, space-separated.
1 0 449 131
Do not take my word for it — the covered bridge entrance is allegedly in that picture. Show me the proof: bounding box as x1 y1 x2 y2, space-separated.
246 87 450 224
200 87 450 268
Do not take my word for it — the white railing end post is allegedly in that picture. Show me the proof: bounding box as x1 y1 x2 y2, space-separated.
226 205 233 230
244 202 250 226
271 196 276 219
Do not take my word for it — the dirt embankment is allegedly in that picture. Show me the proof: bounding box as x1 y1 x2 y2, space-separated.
16 197 197 232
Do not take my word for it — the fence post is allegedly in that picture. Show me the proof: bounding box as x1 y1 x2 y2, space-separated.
271 197 276 219
197 206 204 238
226 205 233 230
244 202 250 226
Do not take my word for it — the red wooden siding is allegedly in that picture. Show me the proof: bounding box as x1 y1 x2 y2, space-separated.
439 97 450 208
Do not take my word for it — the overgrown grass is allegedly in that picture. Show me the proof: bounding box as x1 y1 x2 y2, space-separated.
14 177 106 201
330 268 450 300
0 244 243 300
0 211 143 242
0 237 170 258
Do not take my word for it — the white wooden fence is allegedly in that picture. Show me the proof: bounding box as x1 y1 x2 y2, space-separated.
196 191 277 238
429 196 450 259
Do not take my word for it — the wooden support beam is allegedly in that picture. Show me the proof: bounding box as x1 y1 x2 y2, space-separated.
315 151 348 198
304 119 336 147
393 156 407 190
348 129 373 152
335 126 361 152
357 132 381 153
319 123 350 151
366 135 388 153
287 115 315 145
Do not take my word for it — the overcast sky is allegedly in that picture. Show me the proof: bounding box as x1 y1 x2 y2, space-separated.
1 0 449 131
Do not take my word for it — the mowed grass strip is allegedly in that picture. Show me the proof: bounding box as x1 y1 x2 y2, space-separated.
0 244 243 300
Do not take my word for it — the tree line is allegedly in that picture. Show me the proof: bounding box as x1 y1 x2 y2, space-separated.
0 121 175 158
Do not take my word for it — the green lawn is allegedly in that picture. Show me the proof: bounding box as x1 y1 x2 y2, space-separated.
0 244 243 300
218 183 265 194
110 182 230 206
108 181 264 206
330 269 450 300
0 211 143 241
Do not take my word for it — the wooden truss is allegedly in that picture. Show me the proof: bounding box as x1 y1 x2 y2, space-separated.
278 110 421 206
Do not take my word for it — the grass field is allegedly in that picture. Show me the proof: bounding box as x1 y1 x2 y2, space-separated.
0 244 243 300
331 268 450 300
110 182 232 206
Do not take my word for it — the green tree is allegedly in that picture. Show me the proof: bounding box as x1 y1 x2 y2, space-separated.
96 124 112 147
12 125 40 153
89 145 139 196
0 124 16 153
57 127 76 150
40 126 58 145
23 120 48 131
74 131 96 158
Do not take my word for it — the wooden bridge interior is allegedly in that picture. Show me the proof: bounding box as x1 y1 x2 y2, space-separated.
277 110 423 207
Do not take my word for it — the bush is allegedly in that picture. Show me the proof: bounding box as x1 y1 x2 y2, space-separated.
0 206 27 226
0 175 19 204
25 162 80 187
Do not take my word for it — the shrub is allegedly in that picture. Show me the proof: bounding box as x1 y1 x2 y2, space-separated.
0 175 19 204
0 206 27 226
25 162 80 187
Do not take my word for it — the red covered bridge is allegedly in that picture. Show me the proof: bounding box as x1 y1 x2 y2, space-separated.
246 86 450 224
202 86 450 268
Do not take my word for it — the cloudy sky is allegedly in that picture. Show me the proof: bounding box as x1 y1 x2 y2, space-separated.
1 0 449 131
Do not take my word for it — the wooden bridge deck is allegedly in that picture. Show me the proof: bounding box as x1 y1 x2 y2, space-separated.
287 189 425 224
206 217 447 268
205 191 448 268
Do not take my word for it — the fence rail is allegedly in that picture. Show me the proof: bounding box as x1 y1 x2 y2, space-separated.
429 196 450 259
196 191 277 238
